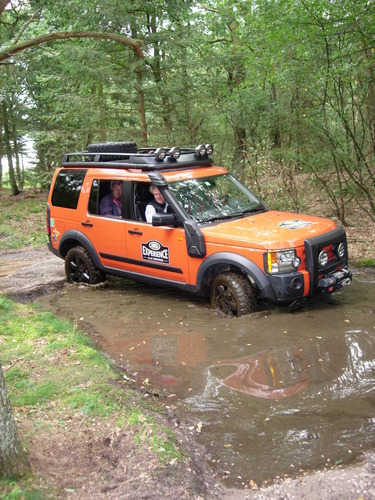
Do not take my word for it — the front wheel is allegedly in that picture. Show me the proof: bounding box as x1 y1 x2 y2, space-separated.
65 246 105 284
210 272 257 317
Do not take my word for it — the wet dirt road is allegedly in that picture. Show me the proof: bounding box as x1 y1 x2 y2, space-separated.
36 269 375 489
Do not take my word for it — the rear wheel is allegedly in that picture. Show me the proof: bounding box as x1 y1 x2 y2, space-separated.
65 246 105 284
210 272 257 317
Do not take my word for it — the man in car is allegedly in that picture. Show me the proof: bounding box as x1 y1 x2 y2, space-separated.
100 181 123 217
145 185 170 222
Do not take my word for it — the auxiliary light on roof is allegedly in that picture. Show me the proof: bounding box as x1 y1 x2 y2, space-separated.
169 146 180 159
154 147 167 161
195 144 214 158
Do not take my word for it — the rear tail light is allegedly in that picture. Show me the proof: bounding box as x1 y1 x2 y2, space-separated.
46 204 51 236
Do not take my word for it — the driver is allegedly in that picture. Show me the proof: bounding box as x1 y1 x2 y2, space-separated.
145 185 171 222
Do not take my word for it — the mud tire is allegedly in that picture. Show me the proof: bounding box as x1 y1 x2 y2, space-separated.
87 141 137 161
65 246 105 285
210 272 257 317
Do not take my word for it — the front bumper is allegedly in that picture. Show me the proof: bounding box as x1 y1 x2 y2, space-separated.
317 268 352 293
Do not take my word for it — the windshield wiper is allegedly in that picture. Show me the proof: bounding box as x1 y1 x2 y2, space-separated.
241 206 265 215
201 213 244 223
200 206 265 224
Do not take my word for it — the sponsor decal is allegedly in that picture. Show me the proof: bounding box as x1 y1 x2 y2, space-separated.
142 240 170 264
51 228 60 244
279 220 313 230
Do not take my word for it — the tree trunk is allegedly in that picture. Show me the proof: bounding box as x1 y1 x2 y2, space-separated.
98 83 107 143
148 14 173 143
2 101 20 196
0 0 9 16
11 114 24 190
232 126 247 179
0 359 30 479
270 83 281 149
130 19 148 145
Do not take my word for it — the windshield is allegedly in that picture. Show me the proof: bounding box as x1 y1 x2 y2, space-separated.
168 173 265 223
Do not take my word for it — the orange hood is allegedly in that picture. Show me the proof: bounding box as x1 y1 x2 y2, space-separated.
201 210 337 250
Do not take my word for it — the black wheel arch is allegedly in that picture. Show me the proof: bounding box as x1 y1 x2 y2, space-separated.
58 230 103 270
195 252 277 301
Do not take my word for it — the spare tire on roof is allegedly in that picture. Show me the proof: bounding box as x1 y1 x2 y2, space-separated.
87 141 138 161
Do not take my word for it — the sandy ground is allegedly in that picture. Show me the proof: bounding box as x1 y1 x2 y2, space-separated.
1 246 374 499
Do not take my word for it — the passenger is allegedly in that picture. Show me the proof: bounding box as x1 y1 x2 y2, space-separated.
145 185 170 223
100 181 123 217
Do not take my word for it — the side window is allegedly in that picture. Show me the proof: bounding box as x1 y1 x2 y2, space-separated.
88 179 99 215
51 169 87 209
94 179 123 218
133 182 152 221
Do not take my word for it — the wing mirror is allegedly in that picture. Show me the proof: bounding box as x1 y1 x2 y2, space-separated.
152 213 178 227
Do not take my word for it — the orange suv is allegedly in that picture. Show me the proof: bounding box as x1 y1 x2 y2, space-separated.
46 141 352 316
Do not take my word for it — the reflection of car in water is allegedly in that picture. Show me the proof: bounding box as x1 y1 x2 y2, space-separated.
210 340 334 399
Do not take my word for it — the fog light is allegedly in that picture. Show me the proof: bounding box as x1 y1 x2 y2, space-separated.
291 277 303 289
336 242 345 259
318 250 329 267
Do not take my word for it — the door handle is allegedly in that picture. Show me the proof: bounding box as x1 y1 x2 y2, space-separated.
81 221 93 227
128 229 143 235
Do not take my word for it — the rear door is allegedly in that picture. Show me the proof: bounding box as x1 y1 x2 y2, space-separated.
78 177 128 270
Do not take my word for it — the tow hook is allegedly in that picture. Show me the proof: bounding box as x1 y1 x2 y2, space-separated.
340 277 352 288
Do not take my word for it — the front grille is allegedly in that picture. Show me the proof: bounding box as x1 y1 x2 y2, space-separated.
305 227 348 295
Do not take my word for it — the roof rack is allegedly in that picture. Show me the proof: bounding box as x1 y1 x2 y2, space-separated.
61 144 214 171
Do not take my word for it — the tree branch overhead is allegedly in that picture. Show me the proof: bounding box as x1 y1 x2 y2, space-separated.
0 31 145 63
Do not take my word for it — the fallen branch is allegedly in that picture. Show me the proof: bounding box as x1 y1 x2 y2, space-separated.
2 357 24 372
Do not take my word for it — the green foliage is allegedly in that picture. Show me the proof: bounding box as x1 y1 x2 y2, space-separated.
356 258 375 268
0 0 374 220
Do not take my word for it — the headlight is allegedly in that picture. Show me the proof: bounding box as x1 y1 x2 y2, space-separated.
266 249 301 274
205 144 214 156
318 250 329 267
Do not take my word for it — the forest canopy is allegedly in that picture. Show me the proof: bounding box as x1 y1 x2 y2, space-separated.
0 0 374 223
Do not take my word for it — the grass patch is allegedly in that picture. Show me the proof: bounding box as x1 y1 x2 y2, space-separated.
0 188 47 249
355 257 375 268
0 297 184 495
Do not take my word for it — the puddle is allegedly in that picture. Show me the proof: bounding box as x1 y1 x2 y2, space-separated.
37 270 375 488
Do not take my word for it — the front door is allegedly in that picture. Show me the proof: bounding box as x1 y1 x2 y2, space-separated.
124 220 190 285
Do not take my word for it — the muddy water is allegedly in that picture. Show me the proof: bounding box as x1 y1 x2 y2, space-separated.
37 269 375 488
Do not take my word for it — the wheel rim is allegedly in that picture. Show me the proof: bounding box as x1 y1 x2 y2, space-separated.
214 283 238 316
68 255 90 283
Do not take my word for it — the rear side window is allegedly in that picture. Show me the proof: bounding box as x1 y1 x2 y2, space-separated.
51 169 87 209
